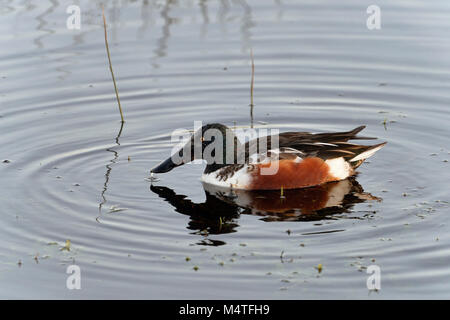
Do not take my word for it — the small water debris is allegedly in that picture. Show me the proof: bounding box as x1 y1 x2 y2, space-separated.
316 264 323 273
358 266 367 272
350 258 369 272
2 159 11 163
193 266 199 271
60 239 71 251
109 205 128 213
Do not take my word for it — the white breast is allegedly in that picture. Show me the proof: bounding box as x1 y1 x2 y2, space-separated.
201 165 252 189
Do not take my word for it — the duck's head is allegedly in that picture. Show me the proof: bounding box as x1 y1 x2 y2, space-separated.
151 123 238 174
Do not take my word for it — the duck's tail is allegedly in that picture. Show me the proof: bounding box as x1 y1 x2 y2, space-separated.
349 142 387 168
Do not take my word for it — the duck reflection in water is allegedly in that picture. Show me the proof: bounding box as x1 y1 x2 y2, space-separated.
150 177 380 240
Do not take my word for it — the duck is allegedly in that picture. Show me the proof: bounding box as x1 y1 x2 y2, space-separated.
150 123 386 190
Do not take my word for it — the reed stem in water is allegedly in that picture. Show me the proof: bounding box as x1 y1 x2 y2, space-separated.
102 6 124 123
250 49 255 107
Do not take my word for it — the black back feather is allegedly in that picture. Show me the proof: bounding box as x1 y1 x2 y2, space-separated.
245 125 384 165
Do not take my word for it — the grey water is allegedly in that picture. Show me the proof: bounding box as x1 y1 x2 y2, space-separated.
0 0 449 299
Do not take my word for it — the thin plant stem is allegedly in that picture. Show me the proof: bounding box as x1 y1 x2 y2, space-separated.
250 49 255 107
250 49 255 128
102 6 124 123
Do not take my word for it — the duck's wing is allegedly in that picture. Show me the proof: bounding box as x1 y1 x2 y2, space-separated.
278 126 385 165
278 126 373 146
245 126 385 167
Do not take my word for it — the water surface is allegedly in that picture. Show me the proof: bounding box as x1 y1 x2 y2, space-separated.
1 0 449 299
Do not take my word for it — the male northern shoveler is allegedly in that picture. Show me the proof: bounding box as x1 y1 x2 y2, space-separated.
151 123 386 190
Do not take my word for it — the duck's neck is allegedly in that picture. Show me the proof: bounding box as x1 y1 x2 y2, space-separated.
203 135 243 174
